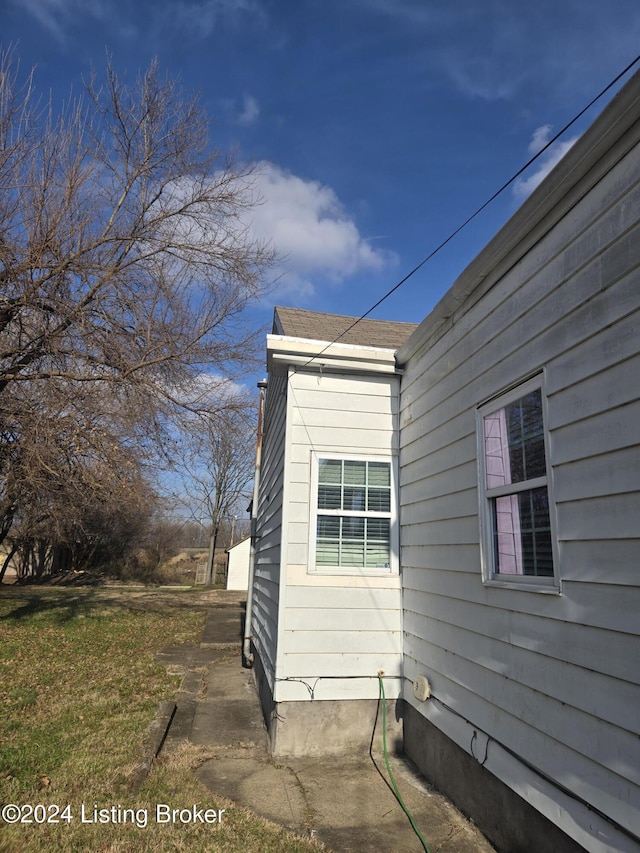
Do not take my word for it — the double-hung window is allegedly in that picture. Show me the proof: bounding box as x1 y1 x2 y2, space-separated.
477 376 559 589
310 454 396 574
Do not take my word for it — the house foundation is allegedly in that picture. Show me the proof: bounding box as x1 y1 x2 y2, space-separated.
403 703 584 853
252 650 403 757
267 696 403 757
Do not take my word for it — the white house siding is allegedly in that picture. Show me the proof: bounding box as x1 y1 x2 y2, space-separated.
399 119 640 849
252 371 288 695
273 368 403 703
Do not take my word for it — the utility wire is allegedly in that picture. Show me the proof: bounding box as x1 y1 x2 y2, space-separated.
300 52 640 370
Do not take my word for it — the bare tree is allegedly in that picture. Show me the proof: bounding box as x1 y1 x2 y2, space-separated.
0 378 158 581
0 48 273 562
175 400 256 584
0 51 271 396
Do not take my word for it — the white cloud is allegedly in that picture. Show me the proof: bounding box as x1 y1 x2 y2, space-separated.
443 59 518 101
359 0 640 104
164 372 253 422
17 0 263 42
144 162 393 303
237 94 260 126
163 0 262 40
513 129 579 200
181 372 249 406
16 0 109 41
528 124 553 155
245 162 396 300
360 0 524 101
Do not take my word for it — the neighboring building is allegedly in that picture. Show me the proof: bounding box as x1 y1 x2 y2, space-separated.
247 69 640 853
248 307 417 755
226 537 251 590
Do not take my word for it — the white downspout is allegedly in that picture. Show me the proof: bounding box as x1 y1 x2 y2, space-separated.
242 379 267 668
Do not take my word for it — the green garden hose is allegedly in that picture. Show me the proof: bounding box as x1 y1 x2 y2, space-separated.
379 675 431 853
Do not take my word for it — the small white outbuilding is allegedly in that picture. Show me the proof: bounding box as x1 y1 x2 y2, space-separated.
225 537 251 590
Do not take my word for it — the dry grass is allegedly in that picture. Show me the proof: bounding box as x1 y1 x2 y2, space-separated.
0 587 323 852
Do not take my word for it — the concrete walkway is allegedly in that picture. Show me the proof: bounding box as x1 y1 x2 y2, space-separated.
156 597 495 853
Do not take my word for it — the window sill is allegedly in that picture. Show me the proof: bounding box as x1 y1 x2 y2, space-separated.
309 566 397 577
482 577 561 594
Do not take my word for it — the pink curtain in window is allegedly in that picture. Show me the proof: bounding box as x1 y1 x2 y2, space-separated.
484 409 522 574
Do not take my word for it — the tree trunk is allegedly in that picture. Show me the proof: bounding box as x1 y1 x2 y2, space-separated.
0 542 17 583
205 525 219 586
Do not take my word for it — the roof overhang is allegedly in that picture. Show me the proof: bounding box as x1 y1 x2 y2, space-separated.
266 334 401 376
397 68 640 365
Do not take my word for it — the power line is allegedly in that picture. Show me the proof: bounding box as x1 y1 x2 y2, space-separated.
300 52 640 370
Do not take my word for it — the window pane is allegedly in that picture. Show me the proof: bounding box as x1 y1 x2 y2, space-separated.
505 390 546 482
365 518 390 567
318 485 341 509
367 488 390 512
344 460 366 485
316 541 340 566
492 487 553 577
484 389 546 488
484 409 510 488
342 516 364 538
317 515 341 566
317 516 340 538
341 542 365 566
518 488 553 576
343 486 366 511
367 518 390 541
368 462 390 487
493 494 523 575
365 544 390 567
319 459 342 484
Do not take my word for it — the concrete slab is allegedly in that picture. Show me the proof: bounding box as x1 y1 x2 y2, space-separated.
290 754 489 853
200 608 244 647
191 696 268 748
155 644 231 669
197 756 309 832
159 606 496 853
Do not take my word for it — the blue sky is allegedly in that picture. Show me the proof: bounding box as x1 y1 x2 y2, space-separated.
3 0 640 332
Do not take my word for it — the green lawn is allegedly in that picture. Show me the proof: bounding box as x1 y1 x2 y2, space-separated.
0 587 322 852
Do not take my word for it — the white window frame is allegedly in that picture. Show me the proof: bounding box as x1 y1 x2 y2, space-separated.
308 451 398 576
476 374 560 592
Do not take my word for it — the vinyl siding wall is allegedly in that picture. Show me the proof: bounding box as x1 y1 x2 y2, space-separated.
252 371 287 694
274 368 403 703
399 134 640 850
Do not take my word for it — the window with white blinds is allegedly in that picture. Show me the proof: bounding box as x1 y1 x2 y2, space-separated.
310 456 396 574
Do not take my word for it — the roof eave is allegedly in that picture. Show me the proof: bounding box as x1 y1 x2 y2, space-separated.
397 68 640 365
266 334 402 375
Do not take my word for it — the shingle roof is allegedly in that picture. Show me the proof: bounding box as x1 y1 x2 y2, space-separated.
273 306 418 350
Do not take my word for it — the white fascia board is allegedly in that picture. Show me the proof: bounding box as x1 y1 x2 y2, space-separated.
397 67 640 365
266 334 400 375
